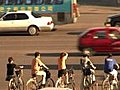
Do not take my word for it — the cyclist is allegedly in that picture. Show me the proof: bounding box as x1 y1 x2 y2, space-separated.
31 52 49 87
57 52 69 85
6 57 17 81
80 49 96 88
104 53 119 81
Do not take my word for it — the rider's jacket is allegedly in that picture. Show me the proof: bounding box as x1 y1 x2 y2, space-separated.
104 57 117 73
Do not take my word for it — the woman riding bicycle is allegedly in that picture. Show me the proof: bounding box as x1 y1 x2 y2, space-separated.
56 52 69 86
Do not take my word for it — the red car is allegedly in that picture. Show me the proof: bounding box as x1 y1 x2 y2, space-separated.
78 27 120 53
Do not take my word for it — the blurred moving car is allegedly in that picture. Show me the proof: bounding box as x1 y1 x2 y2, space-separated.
78 27 120 53
0 11 54 35
105 14 120 27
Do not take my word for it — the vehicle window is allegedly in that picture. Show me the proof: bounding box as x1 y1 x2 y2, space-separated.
16 13 29 20
5 0 13 5
31 12 41 18
94 31 106 39
35 0 43 4
14 0 23 5
44 0 53 4
25 0 32 4
108 30 120 39
53 0 63 4
3 14 15 20
0 0 3 5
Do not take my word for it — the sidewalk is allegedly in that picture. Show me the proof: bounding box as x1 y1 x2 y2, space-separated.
79 5 120 14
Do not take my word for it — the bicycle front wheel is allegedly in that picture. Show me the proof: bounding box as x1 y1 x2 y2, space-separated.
67 83 75 90
55 78 65 88
26 79 36 90
102 80 110 90
18 77 24 90
8 78 16 90
67 78 76 90
45 78 55 87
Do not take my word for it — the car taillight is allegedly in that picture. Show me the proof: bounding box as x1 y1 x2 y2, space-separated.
47 21 53 25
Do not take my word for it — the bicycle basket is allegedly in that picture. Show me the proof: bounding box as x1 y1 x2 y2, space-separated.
15 70 21 76
83 68 91 76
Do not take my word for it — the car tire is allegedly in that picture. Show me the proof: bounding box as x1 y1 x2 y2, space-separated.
28 26 39 36
115 23 120 27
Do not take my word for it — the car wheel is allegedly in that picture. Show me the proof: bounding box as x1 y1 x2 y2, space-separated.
115 23 120 27
28 26 39 36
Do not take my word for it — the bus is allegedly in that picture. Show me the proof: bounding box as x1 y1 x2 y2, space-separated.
0 0 80 25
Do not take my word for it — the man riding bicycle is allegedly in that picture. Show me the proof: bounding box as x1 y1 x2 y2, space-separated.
31 52 49 87
104 53 119 81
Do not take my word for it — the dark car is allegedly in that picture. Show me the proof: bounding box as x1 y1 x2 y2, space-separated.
105 14 120 27
78 27 120 53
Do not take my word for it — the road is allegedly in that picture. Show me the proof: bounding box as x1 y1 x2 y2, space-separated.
0 5 120 90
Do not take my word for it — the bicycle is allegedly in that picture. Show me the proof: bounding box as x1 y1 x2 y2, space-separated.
8 66 24 90
26 69 55 90
102 73 118 90
55 67 76 90
82 68 98 90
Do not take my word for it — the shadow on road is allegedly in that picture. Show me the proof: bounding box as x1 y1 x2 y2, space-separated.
26 52 120 57
0 31 30 36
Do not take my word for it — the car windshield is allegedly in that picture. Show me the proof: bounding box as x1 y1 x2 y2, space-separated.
0 12 6 18
108 30 120 39
31 12 41 18
79 29 90 38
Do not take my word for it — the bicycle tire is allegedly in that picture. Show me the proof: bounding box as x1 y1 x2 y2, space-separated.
26 79 37 90
83 76 90 88
67 82 75 90
18 77 24 90
55 78 65 88
45 78 55 87
8 78 16 90
102 80 110 90
110 81 118 90
68 77 76 90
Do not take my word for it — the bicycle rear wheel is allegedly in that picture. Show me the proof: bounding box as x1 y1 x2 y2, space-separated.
45 78 55 87
8 78 16 90
26 79 36 90
18 77 24 90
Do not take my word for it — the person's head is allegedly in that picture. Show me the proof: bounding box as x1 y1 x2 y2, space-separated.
60 52 68 60
8 57 14 63
82 49 90 57
107 53 112 58
34 52 40 58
